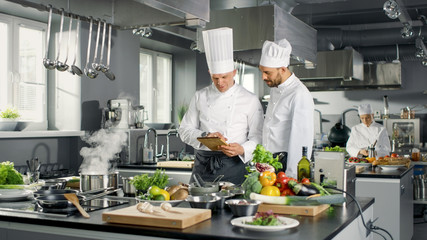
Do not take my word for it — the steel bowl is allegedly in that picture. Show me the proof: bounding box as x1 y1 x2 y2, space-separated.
209 190 235 209
225 199 262 216
188 182 219 196
186 195 221 210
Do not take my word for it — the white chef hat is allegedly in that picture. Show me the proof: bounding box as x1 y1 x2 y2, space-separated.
259 38 292 68
358 104 373 115
202 27 234 74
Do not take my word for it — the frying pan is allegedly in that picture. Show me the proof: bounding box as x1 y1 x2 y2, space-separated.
35 194 84 209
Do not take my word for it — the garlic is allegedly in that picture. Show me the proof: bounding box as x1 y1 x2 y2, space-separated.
136 202 154 213
160 202 172 211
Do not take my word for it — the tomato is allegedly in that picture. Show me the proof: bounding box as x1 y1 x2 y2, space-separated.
277 171 286 180
280 188 294 196
260 185 281 196
275 177 290 191
391 153 398 158
301 178 310 184
259 171 277 187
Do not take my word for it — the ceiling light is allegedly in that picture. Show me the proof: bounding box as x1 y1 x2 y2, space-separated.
383 0 401 19
400 24 414 39
132 27 152 38
422 58 427 67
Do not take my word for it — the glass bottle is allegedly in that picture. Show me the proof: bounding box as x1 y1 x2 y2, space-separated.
297 146 311 181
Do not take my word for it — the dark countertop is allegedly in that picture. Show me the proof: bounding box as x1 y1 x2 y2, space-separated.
0 197 374 240
356 165 413 179
118 164 193 171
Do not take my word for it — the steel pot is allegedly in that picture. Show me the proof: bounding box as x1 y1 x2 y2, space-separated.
80 172 118 192
121 176 136 196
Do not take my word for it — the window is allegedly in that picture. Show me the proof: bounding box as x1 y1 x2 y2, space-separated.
139 49 172 123
234 61 259 95
0 13 46 127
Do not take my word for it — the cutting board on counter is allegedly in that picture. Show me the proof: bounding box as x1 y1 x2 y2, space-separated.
102 205 211 229
258 203 330 216
157 161 194 168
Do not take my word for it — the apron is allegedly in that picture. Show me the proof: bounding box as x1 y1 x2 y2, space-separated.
191 150 248 185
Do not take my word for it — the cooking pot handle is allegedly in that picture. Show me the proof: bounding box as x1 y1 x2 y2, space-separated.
83 188 121 201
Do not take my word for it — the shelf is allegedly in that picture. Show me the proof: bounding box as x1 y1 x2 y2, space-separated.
414 200 427 205
0 130 85 139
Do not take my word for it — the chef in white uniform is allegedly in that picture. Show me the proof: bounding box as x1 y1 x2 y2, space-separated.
259 39 314 179
346 104 391 157
178 27 264 185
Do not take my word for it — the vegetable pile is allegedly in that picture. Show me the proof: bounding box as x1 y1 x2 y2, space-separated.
130 169 169 192
0 161 24 185
245 210 280 226
247 144 282 173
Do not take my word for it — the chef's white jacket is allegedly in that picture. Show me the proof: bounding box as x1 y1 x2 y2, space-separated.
178 83 264 163
263 74 314 179
346 122 391 157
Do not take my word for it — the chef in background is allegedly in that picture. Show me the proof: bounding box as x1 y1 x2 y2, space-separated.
346 103 391 157
259 38 314 179
178 27 264 185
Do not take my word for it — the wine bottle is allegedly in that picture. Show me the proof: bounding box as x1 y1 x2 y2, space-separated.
297 146 311 181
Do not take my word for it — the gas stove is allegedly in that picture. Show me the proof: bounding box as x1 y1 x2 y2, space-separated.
0 197 129 218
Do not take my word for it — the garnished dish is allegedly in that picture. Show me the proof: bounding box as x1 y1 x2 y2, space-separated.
346 157 373 167
377 165 405 171
230 211 299 232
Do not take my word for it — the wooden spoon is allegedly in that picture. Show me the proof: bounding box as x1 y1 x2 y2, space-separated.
64 193 90 218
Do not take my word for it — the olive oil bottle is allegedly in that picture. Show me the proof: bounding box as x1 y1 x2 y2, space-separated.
297 146 311 181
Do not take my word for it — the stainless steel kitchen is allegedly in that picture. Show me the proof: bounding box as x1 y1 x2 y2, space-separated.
0 0 426 239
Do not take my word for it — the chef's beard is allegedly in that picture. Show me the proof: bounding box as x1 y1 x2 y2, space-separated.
264 73 283 88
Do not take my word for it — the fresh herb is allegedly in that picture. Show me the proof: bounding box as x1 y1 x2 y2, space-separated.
0 161 24 185
245 210 280 226
249 144 283 172
130 169 169 192
0 107 20 119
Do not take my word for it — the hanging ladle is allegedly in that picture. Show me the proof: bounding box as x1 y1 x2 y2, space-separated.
61 14 73 71
91 19 101 73
43 5 55 70
94 20 106 72
101 23 115 80
55 9 69 72
69 15 82 76
84 17 98 79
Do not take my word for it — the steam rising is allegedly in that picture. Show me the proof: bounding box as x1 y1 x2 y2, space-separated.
79 129 127 175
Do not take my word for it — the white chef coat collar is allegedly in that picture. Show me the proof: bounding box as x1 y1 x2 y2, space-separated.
277 73 296 90
210 81 238 96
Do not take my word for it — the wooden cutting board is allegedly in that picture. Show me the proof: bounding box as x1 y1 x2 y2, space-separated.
257 203 330 216
157 161 194 168
102 205 211 229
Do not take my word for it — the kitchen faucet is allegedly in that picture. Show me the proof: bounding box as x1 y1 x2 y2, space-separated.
144 128 164 161
166 130 179 161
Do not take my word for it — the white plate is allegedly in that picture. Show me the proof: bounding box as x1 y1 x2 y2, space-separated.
0 189 33 202
346 162 372 167
378 165 405 171
230 216 299 232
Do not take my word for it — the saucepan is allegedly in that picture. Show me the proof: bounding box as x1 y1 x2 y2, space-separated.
80 172 118 192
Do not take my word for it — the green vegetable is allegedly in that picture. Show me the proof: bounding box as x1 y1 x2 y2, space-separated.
245 211 280 226
310 182 331 196
324 146 344 152
130 169 169 193
249 144 283 172
242 172 262 199
0 107 20 119
249 192 346 206
0 161 24 185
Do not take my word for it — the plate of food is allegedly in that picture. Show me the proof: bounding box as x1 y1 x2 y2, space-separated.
230 212 299 232
346 157 372 167
378 165 405 171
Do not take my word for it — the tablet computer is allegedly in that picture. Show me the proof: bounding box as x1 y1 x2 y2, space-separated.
197 137 228 151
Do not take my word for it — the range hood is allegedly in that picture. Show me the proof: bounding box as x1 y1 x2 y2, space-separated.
290 48 364 81
196 4 317 65
300 61 402 91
